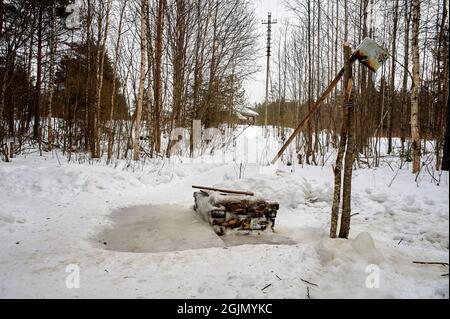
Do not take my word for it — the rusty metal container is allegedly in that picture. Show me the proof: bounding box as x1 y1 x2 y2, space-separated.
354 37 389 72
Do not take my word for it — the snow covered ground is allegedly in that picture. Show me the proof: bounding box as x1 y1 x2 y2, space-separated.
0 126 448 298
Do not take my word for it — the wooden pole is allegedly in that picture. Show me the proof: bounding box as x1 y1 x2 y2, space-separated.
271 56 357 165
262 13 277 134
192 185 254 196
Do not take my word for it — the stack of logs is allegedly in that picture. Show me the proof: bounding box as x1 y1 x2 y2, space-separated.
193 185 279 236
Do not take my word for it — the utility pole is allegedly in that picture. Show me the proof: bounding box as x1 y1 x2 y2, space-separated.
262 12 277 136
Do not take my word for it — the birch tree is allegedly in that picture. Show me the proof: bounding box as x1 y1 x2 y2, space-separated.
411 0 421 173
134 0 148 161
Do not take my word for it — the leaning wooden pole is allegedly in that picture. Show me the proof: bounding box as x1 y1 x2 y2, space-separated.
271 38 388 165
192 185 254 196
271 56 357 165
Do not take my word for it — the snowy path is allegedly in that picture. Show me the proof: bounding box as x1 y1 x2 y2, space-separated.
0 128 448 298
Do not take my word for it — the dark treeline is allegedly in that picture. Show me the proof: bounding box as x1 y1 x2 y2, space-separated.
0 0 258 161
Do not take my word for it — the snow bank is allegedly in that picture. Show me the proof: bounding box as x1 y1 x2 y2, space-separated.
319 232 383 266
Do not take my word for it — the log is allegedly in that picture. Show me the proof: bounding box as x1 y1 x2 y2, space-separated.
271 59 355 164
192 185 254 196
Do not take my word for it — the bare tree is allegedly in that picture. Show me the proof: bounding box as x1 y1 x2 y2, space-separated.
411 0 421 173
46 1 57 150
153 0 165 154
387 0 399 155
134 0 148 161
108 0 127 162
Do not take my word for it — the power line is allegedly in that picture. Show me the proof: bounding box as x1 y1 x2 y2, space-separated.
262 12 277 134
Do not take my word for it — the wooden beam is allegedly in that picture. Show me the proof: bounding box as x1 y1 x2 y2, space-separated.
192 185 254 196
271 55 357 165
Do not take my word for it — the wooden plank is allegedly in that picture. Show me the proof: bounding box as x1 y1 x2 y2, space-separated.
271 55 358 165
192 185 254 196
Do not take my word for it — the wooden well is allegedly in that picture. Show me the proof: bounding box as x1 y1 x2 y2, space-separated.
193 187 279 236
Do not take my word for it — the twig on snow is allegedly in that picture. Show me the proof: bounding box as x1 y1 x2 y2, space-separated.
270 270 282 281
261 283 272 291
412 261 449 267
300 278 318 287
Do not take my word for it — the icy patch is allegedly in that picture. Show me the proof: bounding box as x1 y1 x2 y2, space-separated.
95 204 298 254
95 205 225 253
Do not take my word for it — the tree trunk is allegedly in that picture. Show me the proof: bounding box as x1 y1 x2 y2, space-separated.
108 0 126 162
387 0 399 154
93 0 112 158
190 0 208 156
306 1 313 165
154 0 165 154
85 0 92 153
167 0 187 157
134 0 147 161
330 106 349 238
400 0 411 159
0 0 4 35
411 0 421 174
47 3 57 150
443 101 450 171
145 0 154 157
435 0 448 170
339 48 356 239
34 6 43 141
330 43 352 238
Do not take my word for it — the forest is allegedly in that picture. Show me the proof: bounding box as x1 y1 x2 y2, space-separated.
1 0 449 170
1 0 258 162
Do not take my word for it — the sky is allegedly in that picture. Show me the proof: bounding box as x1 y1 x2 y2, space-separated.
245 0 292 106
